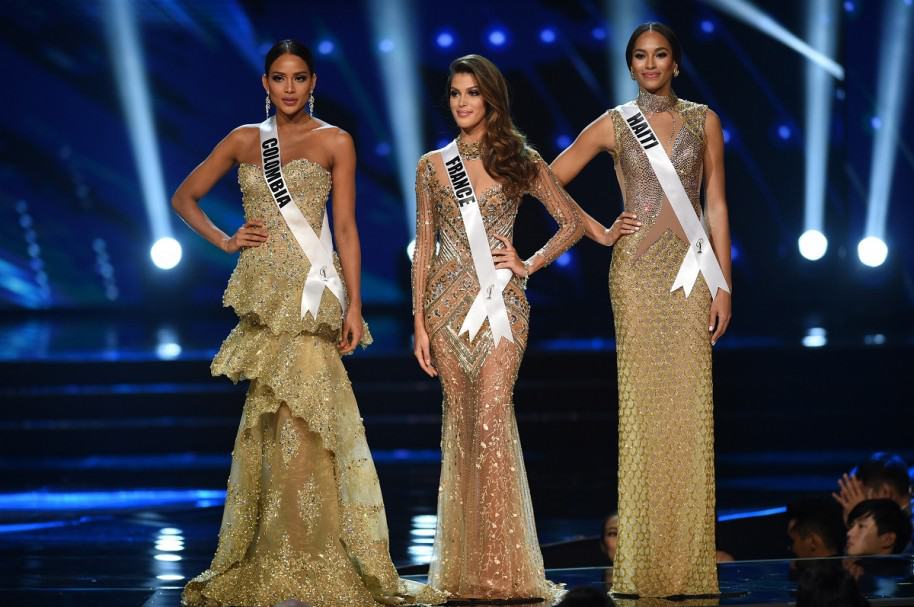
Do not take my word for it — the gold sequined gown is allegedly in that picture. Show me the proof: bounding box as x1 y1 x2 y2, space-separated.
608 90 719 598
182 158 422 607
412 143 583 602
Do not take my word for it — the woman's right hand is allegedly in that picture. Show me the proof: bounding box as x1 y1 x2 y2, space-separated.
601 212 641 246
222 219 268 253
413 324 437 378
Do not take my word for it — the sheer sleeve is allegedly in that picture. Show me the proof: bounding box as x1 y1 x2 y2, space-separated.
526 150 584 266
411 156 436 317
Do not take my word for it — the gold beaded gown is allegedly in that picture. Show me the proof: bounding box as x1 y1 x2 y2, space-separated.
412 142 583 602
608 90 719 598
182 158 425 607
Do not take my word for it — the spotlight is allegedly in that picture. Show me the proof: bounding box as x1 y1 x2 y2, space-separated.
317 40 334 55
802 327 827 348
592 27 607 40
555 251 573 268
487 28 507 47
156 574 185 581
150 237 182 270
700 19 715 34
555 134 572 149
406 239 416 262
539 28 556 44
798 229 828 260
722 128 732 144
378 38 394 53
843 1 855 12
857 237 888 267
436 31 454 48
870 116 882 130
776 124 792 140
374 142 392 157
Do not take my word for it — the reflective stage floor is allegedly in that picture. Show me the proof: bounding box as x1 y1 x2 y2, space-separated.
1 316 912 605
2 499 913 606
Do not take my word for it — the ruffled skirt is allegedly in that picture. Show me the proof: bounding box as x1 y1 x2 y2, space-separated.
182 317 431 607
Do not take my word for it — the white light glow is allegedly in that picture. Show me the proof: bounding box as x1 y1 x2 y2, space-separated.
857 237 888 267
802 327 827 348
150 237 182 270
700 0 845 79
156 574 185 581
154 554 182 562
798 230 828 261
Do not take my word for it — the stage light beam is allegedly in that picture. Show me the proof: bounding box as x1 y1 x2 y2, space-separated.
861 1 911 265
801 0 839 261
700 0 845 80
368 0 423 240
104 0 178 269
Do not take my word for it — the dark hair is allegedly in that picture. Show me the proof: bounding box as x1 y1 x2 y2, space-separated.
787 498 847 555
795 561 870 607
447 54 537 195
264 39 314 75
854 452 912 499
847 499 913 554
625 22 682 67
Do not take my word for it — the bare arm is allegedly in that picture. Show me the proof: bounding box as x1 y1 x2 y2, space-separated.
549 112 618 244
327 128 363 353
703 109 733 344
171 126 267 252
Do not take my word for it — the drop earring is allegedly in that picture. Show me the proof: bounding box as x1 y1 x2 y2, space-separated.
630 70 636 80
264 94 271 118
674 68 680 77
308 93 315 116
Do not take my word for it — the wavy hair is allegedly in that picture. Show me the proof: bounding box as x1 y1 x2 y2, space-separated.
447 55 537 194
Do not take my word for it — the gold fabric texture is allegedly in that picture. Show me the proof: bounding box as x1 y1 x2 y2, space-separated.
182 159 429 607
607 92 719 597
412 148 583 602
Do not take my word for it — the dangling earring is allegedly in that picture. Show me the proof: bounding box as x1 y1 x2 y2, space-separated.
630 70 636 80
264 94 271 118
674 68 680 78
308 93 315 116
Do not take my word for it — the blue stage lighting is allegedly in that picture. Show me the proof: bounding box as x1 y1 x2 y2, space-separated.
375 142 392 157
104 0 178 269
369 0 424 239
870 116 882 130
606 0 645 104
857 237 888 267
555 134 572 149
843 1 855 12
539 28 556 44
798 230 828 261
592 27 607 40
700 0 845 79
555 252 573 268
777 124 791 140
722 128 732 144
487 28 507 47
436 31 454 48
862 1 911 254
317 40 334 55
801 0 838 263
378 38 394 53
700 19 715 34
802 327 827 348
150 237 182 271
436 137 451 149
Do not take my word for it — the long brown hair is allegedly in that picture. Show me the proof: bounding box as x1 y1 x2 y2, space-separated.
447 54 537 194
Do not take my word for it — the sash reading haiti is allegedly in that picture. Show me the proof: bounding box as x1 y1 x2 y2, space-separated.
440 139 515 346
258 116 347 318
618 102 730 300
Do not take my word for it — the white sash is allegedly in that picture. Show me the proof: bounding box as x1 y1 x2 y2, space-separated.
258 116 347 318
618 102 730 300
439 140 514 346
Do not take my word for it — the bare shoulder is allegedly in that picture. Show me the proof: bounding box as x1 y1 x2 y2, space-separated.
227 124 260 145
312 122 354 150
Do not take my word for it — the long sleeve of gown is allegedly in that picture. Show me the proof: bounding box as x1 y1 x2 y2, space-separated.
411 157 436 317
526 151 585 266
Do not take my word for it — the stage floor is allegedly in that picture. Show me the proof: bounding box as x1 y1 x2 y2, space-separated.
2 500 913 607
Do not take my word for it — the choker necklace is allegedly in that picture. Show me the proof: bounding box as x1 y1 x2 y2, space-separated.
637 89 678 114
456 137 482 160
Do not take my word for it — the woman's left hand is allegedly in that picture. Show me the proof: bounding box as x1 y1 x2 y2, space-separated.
708 289 731 346
492 235 527 277
338 304 364 354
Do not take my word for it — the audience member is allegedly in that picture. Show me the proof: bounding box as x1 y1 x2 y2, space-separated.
846 499 912 556
787 497 846 558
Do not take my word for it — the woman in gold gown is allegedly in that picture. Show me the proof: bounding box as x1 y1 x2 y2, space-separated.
550 24 733 598
411 54 583 603
171 40 433 607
